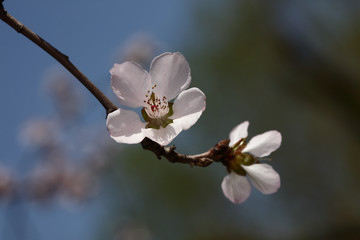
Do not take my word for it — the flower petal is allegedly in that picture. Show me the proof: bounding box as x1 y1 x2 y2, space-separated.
171 87 206 130
243 130 282 157
150 52 191 100
221 172 251 204
142 123 183 146
229 121 249 147
242 164 280 194
110 62 151 108
106 109 146 144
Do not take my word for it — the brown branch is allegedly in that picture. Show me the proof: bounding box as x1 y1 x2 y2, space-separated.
141 138 231 167
0 2 118 115
0 2 231 167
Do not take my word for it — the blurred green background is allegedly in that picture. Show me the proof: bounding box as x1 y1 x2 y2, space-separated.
103 1 360 239
1 0 360 239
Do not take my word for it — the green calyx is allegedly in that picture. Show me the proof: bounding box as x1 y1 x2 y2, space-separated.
141 102 174 129
229 152 256 176
241 153 256 166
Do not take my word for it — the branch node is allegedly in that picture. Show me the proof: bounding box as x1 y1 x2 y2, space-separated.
169 145 176 152
16 23 24 33
209 139 232 162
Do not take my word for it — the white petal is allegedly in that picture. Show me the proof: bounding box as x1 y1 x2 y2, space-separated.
142 123 183 146
243 130 282 157
110 62 151 108
171 87 206 130
150 52 191 100
106 109 146 144
229 121 249 147
221 172 251 204
242 164 280 194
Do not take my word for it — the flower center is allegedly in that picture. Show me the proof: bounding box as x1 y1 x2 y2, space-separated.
141 84 174 129
227 138 256 175
143 85 169 119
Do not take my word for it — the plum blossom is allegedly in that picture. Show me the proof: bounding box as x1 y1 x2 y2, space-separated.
106 52 206 146
221 121 282 204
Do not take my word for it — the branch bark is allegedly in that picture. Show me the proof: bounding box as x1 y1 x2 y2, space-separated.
0 3 118 115
141 138 231 167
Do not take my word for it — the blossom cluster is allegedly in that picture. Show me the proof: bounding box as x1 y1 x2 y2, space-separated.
107 52 282 204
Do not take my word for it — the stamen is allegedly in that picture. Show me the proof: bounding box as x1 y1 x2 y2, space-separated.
143 86 169 119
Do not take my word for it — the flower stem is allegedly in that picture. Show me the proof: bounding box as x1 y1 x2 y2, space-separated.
141 138 231 167
141 138 214 167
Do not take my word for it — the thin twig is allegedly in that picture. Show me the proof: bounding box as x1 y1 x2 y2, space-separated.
141 138 231 167
0 3 231 167
0 3 118 115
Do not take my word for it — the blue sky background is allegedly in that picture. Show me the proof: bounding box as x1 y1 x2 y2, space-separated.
0 0 196 239
2 1 360 239
0 0 194 165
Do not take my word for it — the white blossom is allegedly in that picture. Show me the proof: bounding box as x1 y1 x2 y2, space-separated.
107 52 206 146
221 121 281 204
